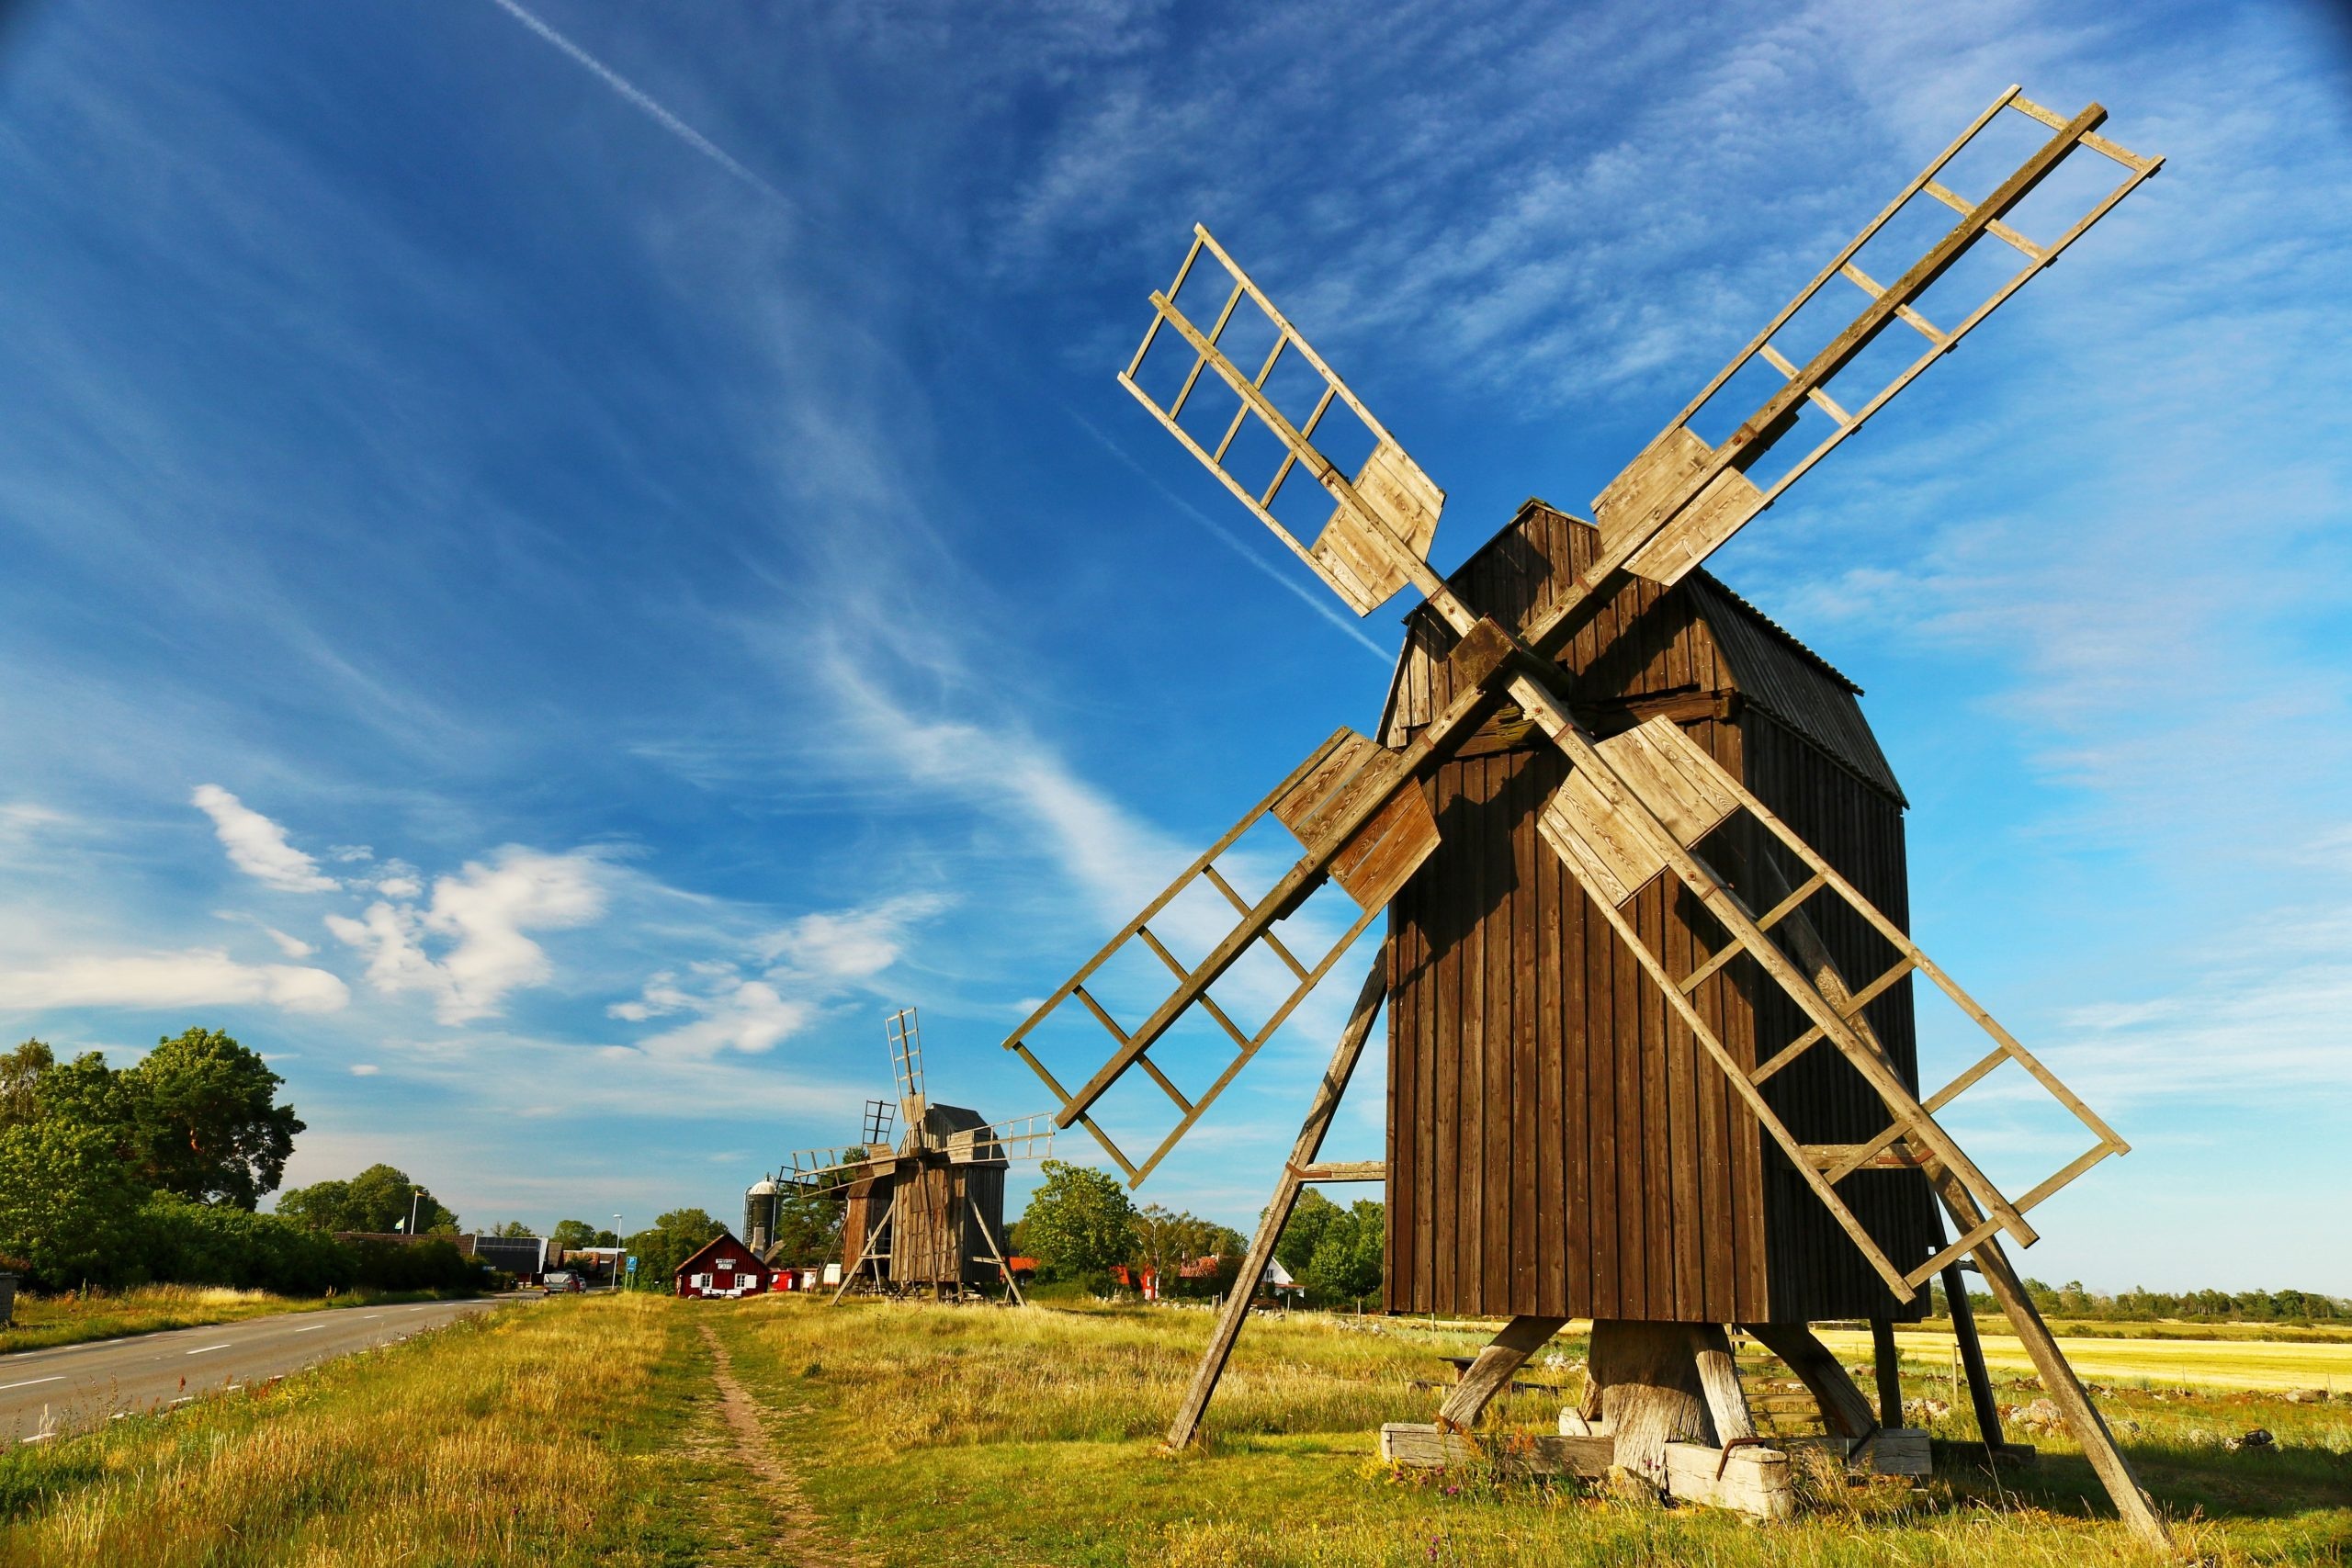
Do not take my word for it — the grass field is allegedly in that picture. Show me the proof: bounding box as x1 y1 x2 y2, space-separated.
1 1293 2345 1565
0 1283 463 1356
1817 1326 2352 1395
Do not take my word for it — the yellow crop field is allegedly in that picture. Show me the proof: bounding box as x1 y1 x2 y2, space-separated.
1816 1326 2352 1393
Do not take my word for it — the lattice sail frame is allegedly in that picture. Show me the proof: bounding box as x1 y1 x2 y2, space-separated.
1001 726 1436 1187
1591 85 2164 585
1120 227 1444 616
1544 716 2128 1296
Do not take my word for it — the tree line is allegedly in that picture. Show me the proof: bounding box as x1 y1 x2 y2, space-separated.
0 1032 480 1295
1938 1276 2346 1325
1006 1161 1384 1305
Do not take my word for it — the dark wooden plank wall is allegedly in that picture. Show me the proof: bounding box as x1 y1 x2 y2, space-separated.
1385 506 1771 1322
1741 711 1941 1322
1382 502 1933 1325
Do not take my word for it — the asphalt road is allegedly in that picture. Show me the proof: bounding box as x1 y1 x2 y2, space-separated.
0 1296 517 1446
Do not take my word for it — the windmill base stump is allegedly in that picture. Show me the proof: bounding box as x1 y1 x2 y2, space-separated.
1378 1422 1931 1520
1383 1317 1932 1521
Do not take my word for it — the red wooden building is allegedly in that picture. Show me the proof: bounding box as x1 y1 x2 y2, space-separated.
673 1230 771 1300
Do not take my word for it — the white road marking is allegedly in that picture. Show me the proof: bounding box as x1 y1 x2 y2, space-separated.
0 1376 63 1391
19 1432 53 1444
170 1397 193 1405
292 1325 328 1334
186 1344 232 1356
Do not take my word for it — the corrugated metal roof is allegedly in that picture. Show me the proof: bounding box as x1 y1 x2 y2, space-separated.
1683 573 1906 807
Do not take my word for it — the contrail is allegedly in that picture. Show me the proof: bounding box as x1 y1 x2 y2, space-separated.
485 0 789 209
1063 407 1395 663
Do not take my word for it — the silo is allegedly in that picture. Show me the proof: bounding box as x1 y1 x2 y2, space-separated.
743 1177 779 1253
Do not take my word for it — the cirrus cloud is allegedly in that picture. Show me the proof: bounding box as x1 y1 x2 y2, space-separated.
191 784 337 893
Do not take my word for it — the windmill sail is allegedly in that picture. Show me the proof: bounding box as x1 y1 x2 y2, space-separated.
1586 87 2162 590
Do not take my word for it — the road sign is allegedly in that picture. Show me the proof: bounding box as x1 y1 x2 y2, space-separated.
625 1255 638 1273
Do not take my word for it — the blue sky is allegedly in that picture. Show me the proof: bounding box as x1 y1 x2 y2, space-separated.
0 0 2346 1292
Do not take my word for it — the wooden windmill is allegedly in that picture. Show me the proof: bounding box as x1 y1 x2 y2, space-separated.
777 1008 1056 1303
1002 88 2173 1542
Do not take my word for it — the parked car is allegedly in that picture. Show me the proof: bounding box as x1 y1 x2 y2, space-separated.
542 1271 582 1293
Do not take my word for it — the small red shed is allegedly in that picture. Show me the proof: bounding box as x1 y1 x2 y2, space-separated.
673 1230 771 1300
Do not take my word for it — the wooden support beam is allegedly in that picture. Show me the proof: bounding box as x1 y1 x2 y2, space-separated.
1437 1315 1569 1429
1742 1322 1879 1440
1870 1319 1905 1429
1163 949 1387 1449
1663 1443 1797 1519
1379 1423 1615 1478
1291 1160 1385 1182
1943 1259 2007 1450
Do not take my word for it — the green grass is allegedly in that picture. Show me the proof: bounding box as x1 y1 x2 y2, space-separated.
0 1283 466 1356
5 1293 2346 1565
719 1296 2352 1566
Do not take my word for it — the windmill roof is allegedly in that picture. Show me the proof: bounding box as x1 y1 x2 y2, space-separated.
1384 500 1904 804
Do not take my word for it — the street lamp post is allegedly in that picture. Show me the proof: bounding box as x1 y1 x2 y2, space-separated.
408 1186 421 1236
613 1213 624 1293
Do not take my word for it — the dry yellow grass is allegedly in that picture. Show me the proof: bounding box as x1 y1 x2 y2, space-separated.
0 1295 686 1566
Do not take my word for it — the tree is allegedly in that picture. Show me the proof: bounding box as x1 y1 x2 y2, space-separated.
490 1220 535 1238
274 1164 456 1233
1301 1200 1385 1306
1273 1188 1342 1277
769 1190 844 1266
625 1208 724 1286
549 1219 600 1251
124 1028 304 1208
1019 1160 1135 1287
0 1115 144 1286
0 1039 52 1129
1131 1204 1220 1298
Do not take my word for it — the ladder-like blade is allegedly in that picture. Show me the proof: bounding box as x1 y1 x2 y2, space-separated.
953 1112 1057 1165
779 1142 896 1190
1002 622 1518 1187
1120 226 1445 617
886 1007 926 1130
1539 715 2128 1296
1586 87 2162 589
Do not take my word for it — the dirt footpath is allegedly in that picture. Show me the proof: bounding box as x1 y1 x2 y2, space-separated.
697 1323 853 1567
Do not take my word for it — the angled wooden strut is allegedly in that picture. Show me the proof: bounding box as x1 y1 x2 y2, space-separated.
968 1201 1024 1309
1165 947 1388 1449
830 1187 899 1306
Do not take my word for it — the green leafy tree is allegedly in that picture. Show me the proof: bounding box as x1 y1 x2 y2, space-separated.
1273 1187 1342 1277
624 1208 724 1286
490 1220 535 1238
0 1039 52 1129
0 1115 144 1286
124 1028 303 1208
1131 1204 1219 1297
1019 1160 1136 1287
549 1218 600 1251
769 1190 845 1266
1301 1200 1385 1306
275 1164 456 1233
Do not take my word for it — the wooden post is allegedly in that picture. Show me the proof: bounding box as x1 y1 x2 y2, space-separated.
831 1190 898 1306
970 1204 1024 1308
1742 1322 1877 1439
1163 947 1388 1449
1436 1315 1568 1429
1589 1321 1731 1485
1942 1260 2006 1449
1870 1319 1905 1428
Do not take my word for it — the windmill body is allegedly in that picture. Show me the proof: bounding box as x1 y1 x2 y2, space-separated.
1381 502 1938 1326
773 1008 1052 1302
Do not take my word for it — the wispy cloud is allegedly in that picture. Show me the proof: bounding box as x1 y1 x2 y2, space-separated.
0 947 348 1015
327 847 608 1024
482 0 793 210
191 784 338 893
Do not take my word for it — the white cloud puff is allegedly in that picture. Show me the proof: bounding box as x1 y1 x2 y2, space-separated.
0 948 349 1014
191 784 337 893
327 846 608 1024
758 892 953 983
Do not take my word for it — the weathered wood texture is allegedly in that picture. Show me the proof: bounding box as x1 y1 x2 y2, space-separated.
887 1161 1007 1289
1382 502 1938 1323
